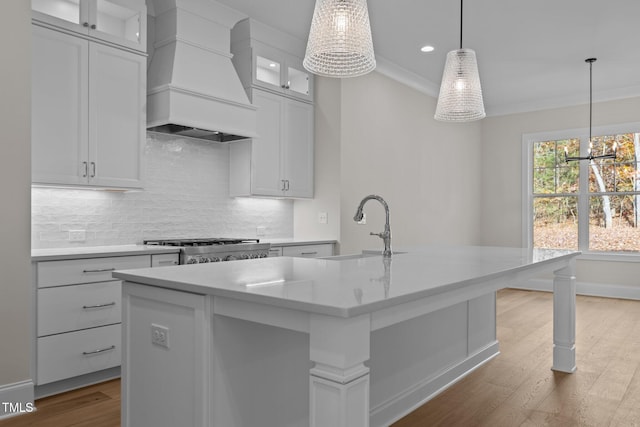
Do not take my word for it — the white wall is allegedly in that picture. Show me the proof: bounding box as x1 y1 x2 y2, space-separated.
293 77 341 243
295 72 483 255
341 72 484 254
0 0 32 416
32 135 294 249
481 96 640 295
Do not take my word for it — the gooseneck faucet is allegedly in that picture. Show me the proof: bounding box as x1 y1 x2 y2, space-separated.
353 195 392 258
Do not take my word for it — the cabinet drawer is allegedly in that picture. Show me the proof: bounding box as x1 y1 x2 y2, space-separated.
282 244 333 258
37 324 121 385
151 253 180 267
38 281 121 337
37 255 149 288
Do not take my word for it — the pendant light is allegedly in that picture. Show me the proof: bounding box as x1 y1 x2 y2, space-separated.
434 0 486 122
303 0 376 78
564 58 617 162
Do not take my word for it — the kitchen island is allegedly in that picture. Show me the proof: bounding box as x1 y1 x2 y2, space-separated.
113 246 579 427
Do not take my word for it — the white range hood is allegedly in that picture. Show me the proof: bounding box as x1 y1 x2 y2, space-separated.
147 0 257 142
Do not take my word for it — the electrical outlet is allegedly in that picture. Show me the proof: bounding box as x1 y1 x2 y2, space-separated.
69 230 86 242
318 212 328 224
357 213 367 225
256 226 266 236
151 324 169 349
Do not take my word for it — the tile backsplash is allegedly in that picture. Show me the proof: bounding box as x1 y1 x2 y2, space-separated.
32 134 293 249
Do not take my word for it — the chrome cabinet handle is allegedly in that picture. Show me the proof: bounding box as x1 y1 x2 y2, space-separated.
82 302 116 309
301 251 318 256
90 162 96 177
82 345 115 356
82 268 116 273
281 179 286 191
285 180 290 191
90 24 96 30
83 22 89 27
156 260 178 265
82 161 88 177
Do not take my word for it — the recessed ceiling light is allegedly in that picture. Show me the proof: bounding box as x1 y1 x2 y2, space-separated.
269 63 277 68
420 45 435 53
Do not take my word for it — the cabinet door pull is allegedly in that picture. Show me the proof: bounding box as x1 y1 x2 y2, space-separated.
285 180 290 191
82 22 89 27
301 251 318 256
82 161 88 177
82 345 116 356
281 179 286 191
90 24 96 30
90 162 96 177
82 267 116 273
82 302 116 309
156 260 178 265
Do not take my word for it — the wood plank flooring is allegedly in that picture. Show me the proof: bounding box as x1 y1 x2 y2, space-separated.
0 378 120 427
392 289 640 427
1 289 639 427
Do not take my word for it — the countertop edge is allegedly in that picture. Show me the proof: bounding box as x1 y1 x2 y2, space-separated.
31 240 337 261
265 239 337 247
31 245 181 262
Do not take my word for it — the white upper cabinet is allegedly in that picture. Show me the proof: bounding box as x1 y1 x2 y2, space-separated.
31 0 146 52
32 24 145 189
32 26 88 187
230 89 314 198
229 18 315 199
231 18 314 103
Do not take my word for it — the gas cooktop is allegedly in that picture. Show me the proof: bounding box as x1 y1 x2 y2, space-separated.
143 238 270 264
144 238 260 247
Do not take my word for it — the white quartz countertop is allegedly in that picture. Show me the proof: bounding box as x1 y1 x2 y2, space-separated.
32 245 181 261
113 246 579 318
31 240 335 261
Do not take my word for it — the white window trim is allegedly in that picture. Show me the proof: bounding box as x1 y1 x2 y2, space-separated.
522 122 640 261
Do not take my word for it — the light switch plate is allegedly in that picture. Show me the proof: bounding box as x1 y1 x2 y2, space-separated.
318 212 328 224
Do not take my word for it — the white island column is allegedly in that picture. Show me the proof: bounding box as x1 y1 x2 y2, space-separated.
552 259 577 373
309 313 371 427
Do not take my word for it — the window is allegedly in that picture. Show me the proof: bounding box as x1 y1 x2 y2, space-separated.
524 123 640 255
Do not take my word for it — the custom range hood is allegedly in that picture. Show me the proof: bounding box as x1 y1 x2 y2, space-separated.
147 0 257 142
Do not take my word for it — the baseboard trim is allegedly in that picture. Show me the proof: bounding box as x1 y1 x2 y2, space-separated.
510 279 640 300
35 367 120 399
0 380 35 420
370 341 500 427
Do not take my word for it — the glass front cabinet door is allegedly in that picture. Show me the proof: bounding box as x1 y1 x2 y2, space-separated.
253 44 313 102
32 0 146 52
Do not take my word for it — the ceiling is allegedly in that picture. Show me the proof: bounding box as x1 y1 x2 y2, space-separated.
215 0 640 116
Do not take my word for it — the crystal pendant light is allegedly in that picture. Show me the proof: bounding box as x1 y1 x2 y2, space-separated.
434 0 486 122
303 0 376 78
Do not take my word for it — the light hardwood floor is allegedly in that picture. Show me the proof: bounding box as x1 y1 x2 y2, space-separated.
1 289 639 427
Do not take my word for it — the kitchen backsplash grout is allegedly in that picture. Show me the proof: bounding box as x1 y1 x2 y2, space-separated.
31 134 293 249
